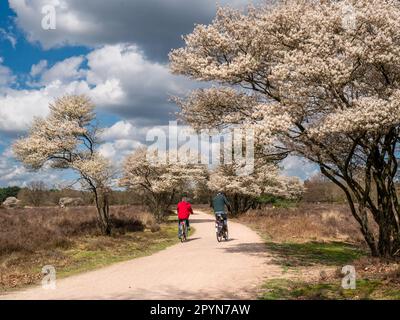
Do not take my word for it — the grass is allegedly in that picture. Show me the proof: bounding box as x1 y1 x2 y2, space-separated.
260 278 400 300
257 195 300 209
237 204 400 300
1 223 180 293
0 206 183 292
258 240 400 300
265 241 365 267
57 223 179 278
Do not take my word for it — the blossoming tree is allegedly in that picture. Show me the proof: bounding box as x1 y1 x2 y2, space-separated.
121 147 208 221
170 0 400 257
13 95 114 235
208 160 304 216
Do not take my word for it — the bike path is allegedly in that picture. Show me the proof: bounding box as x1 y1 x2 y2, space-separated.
2 211 281 300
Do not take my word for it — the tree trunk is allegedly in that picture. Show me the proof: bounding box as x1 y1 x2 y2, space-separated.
376 205 400 258
227 193 256 216
94 188 111 235
148 191 176 223
320 165 400 258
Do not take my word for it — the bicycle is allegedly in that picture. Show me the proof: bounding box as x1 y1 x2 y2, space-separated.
215 214 229 242
179 219 188 242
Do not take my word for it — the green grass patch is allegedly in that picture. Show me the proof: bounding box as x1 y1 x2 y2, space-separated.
256 195 300 208
260 278 399 300
265 241 365 267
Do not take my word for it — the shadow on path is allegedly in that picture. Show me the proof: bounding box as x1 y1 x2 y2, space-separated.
220 243 267 256
263 241 365 267
184 237 201 242
110 285 258 300
215 238 237 242
190 219 215 223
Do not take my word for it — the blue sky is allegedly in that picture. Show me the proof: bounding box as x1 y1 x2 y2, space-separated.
0 1 122 187
0 0 317 188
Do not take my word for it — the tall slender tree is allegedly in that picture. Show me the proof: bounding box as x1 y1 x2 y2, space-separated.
13 95 114 235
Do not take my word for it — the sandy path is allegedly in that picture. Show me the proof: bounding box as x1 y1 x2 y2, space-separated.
2 211 284 300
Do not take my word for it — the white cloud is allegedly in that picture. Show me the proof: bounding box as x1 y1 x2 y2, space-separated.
101 121 136 141
0 28 17 48
0 79 92 133
0 89 50 133
89 78 125 107
40 56 86 85
98 139 142 163
0 44 193 133
0 147 68 187
281 156 319 181
30 59 48 77
99 120 146 164
85 44 192 113
0 43 197 185
0 57 14 88
9 0 255 61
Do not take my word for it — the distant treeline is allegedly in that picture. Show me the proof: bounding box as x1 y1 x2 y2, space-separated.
0 181 211 207
4 174 397 207
302 174 400 204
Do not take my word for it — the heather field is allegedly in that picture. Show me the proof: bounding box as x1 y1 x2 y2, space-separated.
0 205 177 291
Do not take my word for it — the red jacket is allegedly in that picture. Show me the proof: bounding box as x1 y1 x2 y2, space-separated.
177 201 193 220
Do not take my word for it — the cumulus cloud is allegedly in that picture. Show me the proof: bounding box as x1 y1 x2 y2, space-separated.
0 79 91 133
85 44 193 121
100 121 137 141
40 56 86 85
0 42 194 181
4 0 293 186
30 59 48 77
0 147 68 187
0 88 50 133
0 44 193 134
9 0 255 61
99 121 141 162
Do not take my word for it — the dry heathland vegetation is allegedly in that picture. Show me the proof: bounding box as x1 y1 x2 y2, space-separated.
1 202 399 299
0 205 176 291
237 203 400 300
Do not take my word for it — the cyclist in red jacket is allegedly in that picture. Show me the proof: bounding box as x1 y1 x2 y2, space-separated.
177 195 193 239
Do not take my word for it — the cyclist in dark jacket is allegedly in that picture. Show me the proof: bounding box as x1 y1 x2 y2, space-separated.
212 192 231 229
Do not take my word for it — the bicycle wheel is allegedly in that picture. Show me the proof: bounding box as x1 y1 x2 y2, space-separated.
224 228 229 241
181 222 186 242
216 221 223 242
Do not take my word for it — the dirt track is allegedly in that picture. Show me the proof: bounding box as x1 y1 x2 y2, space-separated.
2 211 283 300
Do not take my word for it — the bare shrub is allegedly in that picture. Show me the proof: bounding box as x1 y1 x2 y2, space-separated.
150 224 161 233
